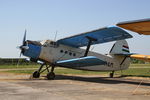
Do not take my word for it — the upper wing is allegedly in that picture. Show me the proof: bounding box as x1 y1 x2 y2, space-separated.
57 26 132 48
117 18 150 35
130 54 150 62
56 56 107 68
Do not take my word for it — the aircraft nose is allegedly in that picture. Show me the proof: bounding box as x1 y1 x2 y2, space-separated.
23 44 41 59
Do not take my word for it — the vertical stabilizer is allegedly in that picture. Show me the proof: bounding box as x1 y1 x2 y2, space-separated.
109 40 129 54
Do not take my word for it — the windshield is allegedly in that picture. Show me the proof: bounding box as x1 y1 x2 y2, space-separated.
40 40 58 47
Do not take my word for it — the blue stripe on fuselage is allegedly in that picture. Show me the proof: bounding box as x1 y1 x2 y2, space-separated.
23 44 41 59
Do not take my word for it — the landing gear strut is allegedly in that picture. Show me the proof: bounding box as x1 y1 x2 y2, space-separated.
32 64 45 78
47 66 55 80
32 63 55 80
109 71 114 78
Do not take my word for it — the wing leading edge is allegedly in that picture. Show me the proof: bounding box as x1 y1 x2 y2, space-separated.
56 56 107 68
57 26 132 48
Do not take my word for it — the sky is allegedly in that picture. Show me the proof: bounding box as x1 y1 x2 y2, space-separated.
0 0 150 58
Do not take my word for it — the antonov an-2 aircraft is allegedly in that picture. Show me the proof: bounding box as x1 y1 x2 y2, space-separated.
18 18 149 80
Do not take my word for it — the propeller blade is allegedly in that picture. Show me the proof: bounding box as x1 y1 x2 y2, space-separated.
23 29 26 46
19 52 22 58
17 52 22 67
17 29 29 59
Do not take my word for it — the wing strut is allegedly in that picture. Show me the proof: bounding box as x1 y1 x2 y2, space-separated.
84 36 97 57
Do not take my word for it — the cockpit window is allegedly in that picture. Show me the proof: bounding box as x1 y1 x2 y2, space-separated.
40 40 58 47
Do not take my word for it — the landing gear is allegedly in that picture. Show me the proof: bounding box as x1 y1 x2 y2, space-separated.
109 71 114 78
46 65 55 80
32 64 45 78
47 72 55 80
32 71 40 78
31 63 56 80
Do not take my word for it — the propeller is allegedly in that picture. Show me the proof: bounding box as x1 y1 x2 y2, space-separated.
16 30 29 67
17 30 29 55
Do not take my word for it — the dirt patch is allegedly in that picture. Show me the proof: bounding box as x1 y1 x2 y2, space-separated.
0 72 150 100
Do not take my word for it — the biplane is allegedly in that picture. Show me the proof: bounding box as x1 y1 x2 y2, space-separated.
18 18 150 80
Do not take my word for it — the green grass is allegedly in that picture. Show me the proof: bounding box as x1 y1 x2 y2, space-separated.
117 68 150 77
5 68 108 75
0 64 149 69
130 64 150 67
0 64 150 77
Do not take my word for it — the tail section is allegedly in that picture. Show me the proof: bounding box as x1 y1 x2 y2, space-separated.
109 40 130 55
109 40 130 70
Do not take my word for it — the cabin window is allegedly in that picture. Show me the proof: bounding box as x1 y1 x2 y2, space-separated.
69 52 72 56
73 53 76 56
50 41 59 47
60 50 63 53
65 51 68 54
60 50 76 56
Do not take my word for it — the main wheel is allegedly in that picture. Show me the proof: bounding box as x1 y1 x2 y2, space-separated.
32 71 40 78
47 72 55 80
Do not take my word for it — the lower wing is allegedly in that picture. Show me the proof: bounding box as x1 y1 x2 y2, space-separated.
56 56 107 68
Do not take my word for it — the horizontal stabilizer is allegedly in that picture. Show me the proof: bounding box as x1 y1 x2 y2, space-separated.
115 53 136 57
56 56 107 68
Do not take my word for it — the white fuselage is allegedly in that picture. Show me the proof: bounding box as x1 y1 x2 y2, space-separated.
38 43 130 72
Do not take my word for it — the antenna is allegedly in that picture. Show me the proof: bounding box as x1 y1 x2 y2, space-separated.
54 30 58 41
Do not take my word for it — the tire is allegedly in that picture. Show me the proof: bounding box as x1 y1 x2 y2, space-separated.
32 71 40 78
47 72 55 80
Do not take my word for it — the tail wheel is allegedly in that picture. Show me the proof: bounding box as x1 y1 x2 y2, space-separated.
109 71 114 78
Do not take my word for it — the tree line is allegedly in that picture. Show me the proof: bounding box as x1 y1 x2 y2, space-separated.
0 58 37 65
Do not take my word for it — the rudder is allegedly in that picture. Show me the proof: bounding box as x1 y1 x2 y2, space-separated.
109 40 130 55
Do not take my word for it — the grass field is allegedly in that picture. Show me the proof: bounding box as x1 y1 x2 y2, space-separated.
0 64 150 77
